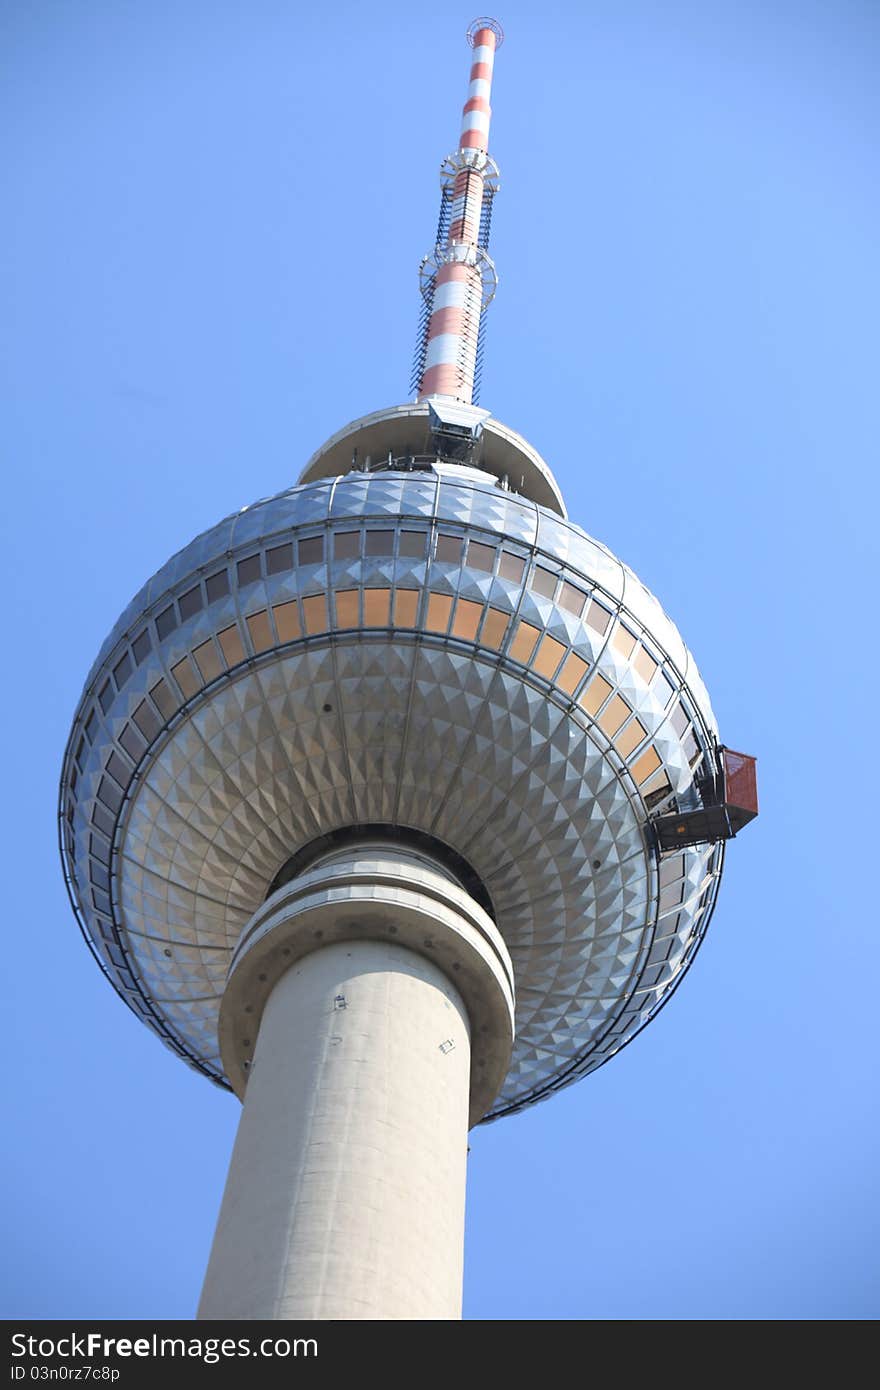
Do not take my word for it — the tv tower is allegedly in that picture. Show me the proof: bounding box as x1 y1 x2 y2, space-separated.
59 19 757 1321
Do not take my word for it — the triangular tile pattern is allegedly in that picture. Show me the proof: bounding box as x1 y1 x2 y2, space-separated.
64 471 725 1116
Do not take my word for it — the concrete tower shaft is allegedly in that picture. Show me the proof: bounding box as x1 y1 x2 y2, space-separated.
198 844 514 1320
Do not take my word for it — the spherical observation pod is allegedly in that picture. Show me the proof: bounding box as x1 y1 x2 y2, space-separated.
59 411 725 1123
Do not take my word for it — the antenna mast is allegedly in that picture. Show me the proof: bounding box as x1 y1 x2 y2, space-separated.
413 18 504 405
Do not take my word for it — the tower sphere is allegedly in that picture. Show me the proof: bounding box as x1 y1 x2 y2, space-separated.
59 399 724 1121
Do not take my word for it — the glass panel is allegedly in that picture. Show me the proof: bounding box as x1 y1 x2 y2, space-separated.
365 530 394 555
298 536 324 565
171 656 200 699
509 620 540 664
435 533 461 564
467 540 495 572
193 638 222 682
155 606 177 640
659 880 684 913
451 598 483 640
106 750 130 788
559 581 587 616
634 646 658 684
399 531 426 558
119 722 146 762
97 776 122 813
133 699 161 741
659 853 685 888
91 803 115 838
98 680 113 714
426 592 453 632
499 551 525 583
614 717 648 759
475 604 506 648
266 542 293 575
531 565 557 599
612 624 637 659
586 599 611 635
246 611 274 653
632 745 662 783
532 634 566 679
363 589 391 626
205 569 230 603
334 589 359 628
301 594 327 634
178 585 203 620
132 629 151 665
598 693 631 737
237 554 261 586
578 673 613 715
218 624 246 666
272 601 301 643
557 652 588 695
394 589 419 626
671 702 689 737
112 652 132 689
149 679 175 719
85 711 97 741
334 531 360 560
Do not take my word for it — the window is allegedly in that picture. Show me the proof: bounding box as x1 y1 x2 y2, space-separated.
634 646 658 684
559 582 587 616
481 607 509 649
237 554 261 587
132 630 151 665
365 530 394 556
205 569 230 603
394 590 419 626
509 620 540 664
435 534 461 564
363 589 391 626
615 717 648 759
106 751 130 788
466 540 495 573
193 639 222 682
632 745 662 784
533 634 565 679
557 652 588 695
499 551 525 583
171 656 200 699
426 593 453 632
218 624 246 665
149 679 175 719
579 673 612 715
298 536 324 565
301 594 327 634
586 599 611 635
98 680 113 714
246 611 274 653
272 602 301 643
266 542 293 575
598 693 631 737
133 700 161 742
612 624 637 660
156 605 177 640
112 652 132 689
119 723 146 762
334 590 359 628
178 585 203 621
451 598 482 641
334 531 360 560
399 531 426 558
531 566 557 599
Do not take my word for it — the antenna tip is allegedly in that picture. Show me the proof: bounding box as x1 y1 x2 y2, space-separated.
466 17 504 49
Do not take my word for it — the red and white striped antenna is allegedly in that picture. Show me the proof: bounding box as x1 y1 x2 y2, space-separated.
412 19 504 405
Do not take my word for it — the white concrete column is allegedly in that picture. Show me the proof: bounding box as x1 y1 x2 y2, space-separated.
197 843 515 1321
199 939 471 1320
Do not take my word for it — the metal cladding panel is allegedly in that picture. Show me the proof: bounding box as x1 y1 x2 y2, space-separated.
60 468 724 1118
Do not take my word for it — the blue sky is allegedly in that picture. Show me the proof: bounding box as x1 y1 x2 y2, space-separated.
2 0 877 1320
